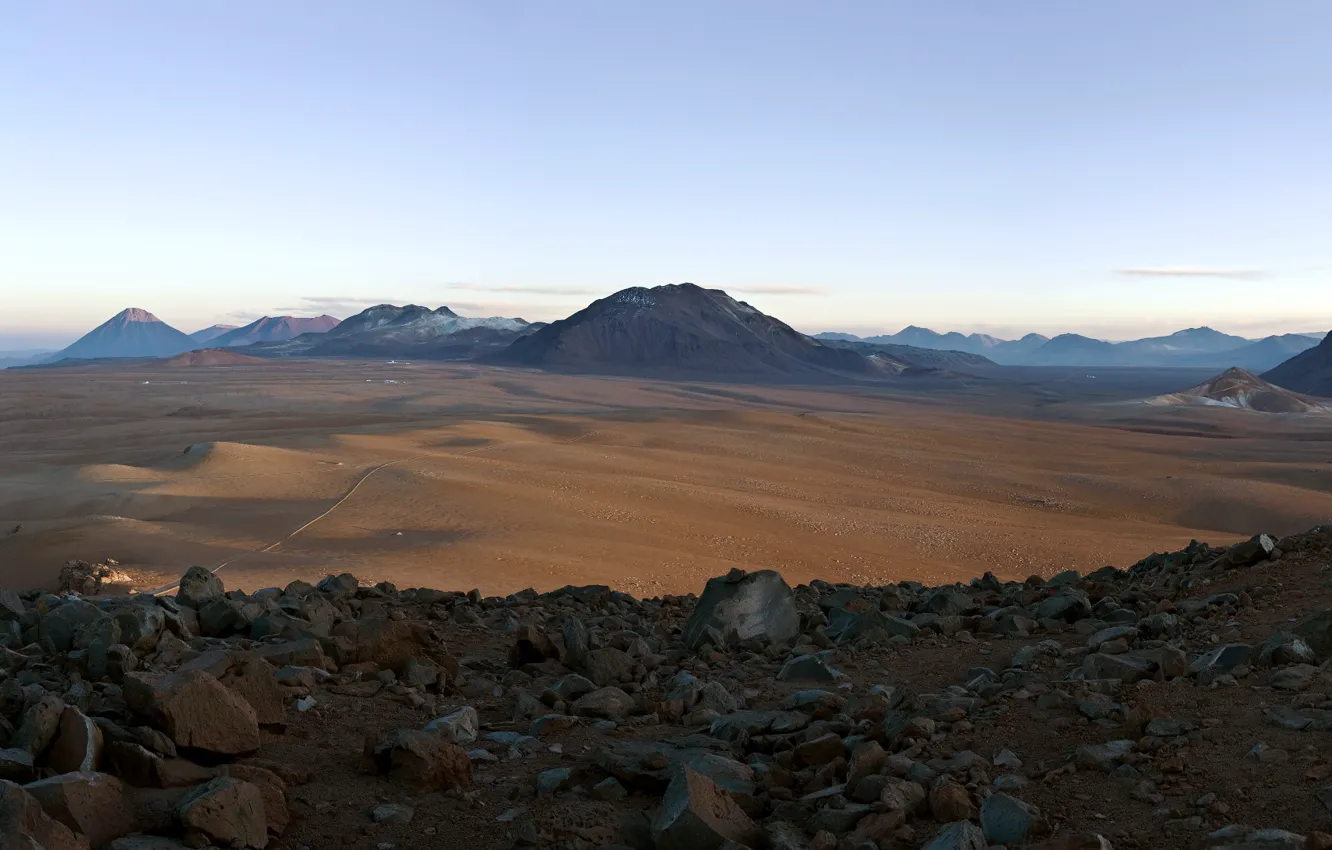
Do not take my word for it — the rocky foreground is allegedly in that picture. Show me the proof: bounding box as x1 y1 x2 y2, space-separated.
4 529 1332 849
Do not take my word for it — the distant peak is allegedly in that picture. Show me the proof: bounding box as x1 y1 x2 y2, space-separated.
1218 366 1258 379
113 307 162 323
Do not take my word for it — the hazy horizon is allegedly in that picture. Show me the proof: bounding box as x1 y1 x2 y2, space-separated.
4 2 1330 345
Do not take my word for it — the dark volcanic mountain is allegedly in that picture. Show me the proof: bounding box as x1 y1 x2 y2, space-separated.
188 324 238 344
1264 332 1332 397
211 315 339 347
494 283 921 378
56 308 194 360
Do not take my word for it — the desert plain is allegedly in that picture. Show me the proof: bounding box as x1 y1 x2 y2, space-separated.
1 359 1330 596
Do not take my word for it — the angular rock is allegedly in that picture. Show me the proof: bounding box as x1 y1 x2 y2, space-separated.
423 706 479 744
0 779 90 850
1222 534 1277 568
47 707 103 774
651 766 764 850
25 772 136 848
681 570 800 649
981 792 1037 845
1189 644 1253 676
777 654 844 683
923 820 987 850
581 647 635 687
124 670 260 756
176 776 267 849
370 730 473 791
222 656 286 729
10 695 64 757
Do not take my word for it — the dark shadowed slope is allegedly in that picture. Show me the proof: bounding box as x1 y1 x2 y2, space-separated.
1265 332 1332 397
57 308 194 359
211 315 339 347
492 282 882 378
1178 334 1322 372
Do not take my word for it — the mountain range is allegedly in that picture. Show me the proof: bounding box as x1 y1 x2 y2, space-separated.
247 304 536 359
14 292 1332 397
816 326 1325 370
208 315 340 347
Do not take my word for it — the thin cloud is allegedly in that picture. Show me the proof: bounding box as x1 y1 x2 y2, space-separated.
445 283 603 296
731 285 827 295
274 296 411 314
1116 267 1262 280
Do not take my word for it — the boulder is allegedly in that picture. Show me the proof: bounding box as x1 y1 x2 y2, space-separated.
680 569 800 649
47 707 102 774
573 687 636 719
422 706 479 744
923 820 987 850
25 772 136 848
124 670 260 756
581 647 635 687
981 792 1037 845
1222 534 1277 568
0 779 90 850
174 567 224 609
221 656 286 729
10 695 64 757
651 766 764 850
38 599 103 652
176 777 267 849
369 730 472 791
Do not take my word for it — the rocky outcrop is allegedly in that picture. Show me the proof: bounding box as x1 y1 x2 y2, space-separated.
0 524 1329 848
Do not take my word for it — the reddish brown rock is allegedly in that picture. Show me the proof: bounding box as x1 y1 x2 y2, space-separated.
222 657 287 729
0 779 90 850
651 766 764 850
369 729 472 791
124 670 259 756
46 707 103 774
176 776 267 849
219 764 289 834
929 780 977 822
25 772 137 848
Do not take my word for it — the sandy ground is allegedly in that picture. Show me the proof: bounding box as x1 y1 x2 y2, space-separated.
2 359 1330 595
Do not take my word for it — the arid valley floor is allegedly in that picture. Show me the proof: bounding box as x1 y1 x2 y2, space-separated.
3 360 1330 596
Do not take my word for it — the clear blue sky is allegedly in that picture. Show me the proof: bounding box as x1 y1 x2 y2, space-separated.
3 1 1330 348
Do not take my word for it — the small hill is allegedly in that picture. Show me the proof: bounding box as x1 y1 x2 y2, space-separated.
210 315 339 347
57 308 194 359
164 349 268 367
1146 367 1332 413
492 283 877 378
188 324 238 344
1265 331 1332 397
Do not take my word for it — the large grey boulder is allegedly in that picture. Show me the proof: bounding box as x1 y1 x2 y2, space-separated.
681 569 799 649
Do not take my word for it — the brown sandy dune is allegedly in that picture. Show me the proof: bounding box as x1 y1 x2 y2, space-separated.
2 360 1331 594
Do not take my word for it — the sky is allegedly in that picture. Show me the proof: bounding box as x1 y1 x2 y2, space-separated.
3 1 1330 350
